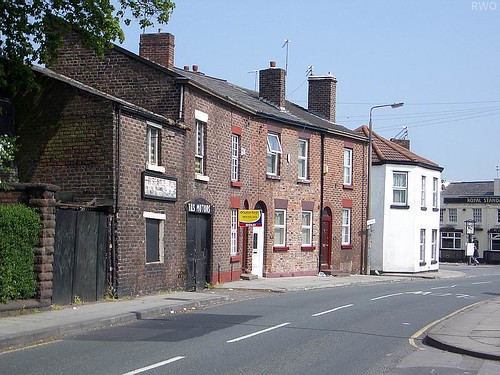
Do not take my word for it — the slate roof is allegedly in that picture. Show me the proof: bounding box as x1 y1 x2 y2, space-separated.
173 68 366 141
442 181 494 197
356 125 443 171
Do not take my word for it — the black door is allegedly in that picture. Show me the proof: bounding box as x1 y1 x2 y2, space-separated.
186 214 211 291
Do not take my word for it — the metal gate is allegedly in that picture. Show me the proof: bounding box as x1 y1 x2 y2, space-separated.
53 208 109 305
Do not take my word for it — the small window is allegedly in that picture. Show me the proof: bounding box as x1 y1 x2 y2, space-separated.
195 120 206 175
420 229 426 263
431 229 438 262
342 208 351 245
432 177 439 209
448 208 457 223
301 211 312 246
231 134 240 182
274 209 286 246
147 126 160 166
343 148 353 185
392 172 408 205
491 233 500 251
440 209 444 222
298 139 309 180
144 212 165 264
421 176 426 208
267 133 282 176
230 209 238 255
473 208 482 223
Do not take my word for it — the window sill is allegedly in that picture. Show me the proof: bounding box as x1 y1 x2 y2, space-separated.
390 204 410 210
195 173 210 183
266 174 281 181
343 184 353 190
419 261 427 266
146 164 165 174
301 246 315 252
297 179 311 185
231 181 243 188
230 255 241 263
341 244 353 250
273 246 289 252
421 207 427 211
431 260 438 265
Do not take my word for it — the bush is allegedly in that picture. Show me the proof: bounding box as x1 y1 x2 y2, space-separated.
0 204 41 303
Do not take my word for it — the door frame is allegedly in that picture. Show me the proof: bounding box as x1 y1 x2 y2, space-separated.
320 209 332 272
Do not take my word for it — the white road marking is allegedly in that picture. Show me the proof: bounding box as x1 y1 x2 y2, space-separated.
431 285 457 290
471 281 492 285
311 304 354 317
371 293 404 301
226 322 291 343
122 356 185 375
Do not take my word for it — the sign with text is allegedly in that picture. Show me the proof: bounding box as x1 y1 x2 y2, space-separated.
238 210 262 227
186 200 213 215
142 172 177 201
444 196 500 204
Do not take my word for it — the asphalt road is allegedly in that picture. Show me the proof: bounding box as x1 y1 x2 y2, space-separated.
1 264 499 374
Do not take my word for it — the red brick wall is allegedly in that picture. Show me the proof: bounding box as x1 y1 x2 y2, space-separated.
51 31 180 120
13 75 114 201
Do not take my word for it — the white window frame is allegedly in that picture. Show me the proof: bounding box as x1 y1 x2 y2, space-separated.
448 208 457 223
143 212 166 264
491 233 500 251
342 208 351 245
267 133 282 176
274 209 286 247
497 209 500 224
473 208 482 224
146 123 165 173
298 138 309 180
392 171 408 205
432 177 439 209
431 229 438 262
301 210 313 246
441 232 461 250
420 229 426 263
231 134 240 182
195 120 206 175
421 176 426 208
230 209 238 255
440 209 444 222
343 148 353 185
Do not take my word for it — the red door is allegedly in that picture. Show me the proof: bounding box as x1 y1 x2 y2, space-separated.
321 216 332 271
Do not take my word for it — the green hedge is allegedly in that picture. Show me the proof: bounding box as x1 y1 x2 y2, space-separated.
0 204 41 303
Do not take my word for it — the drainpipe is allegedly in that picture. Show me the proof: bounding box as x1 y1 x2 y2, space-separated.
318 132 325 273
111 104 121 295
178 84 184 120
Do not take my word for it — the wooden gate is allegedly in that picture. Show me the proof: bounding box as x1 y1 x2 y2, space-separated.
53 208 109 305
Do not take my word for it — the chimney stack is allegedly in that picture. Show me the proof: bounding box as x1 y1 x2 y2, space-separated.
390 138 411 150
307 74 337 123
494 178 500 196
139 32 175 69
259 61 286 109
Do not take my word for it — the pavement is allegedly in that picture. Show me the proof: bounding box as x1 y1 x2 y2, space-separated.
0 267 499 366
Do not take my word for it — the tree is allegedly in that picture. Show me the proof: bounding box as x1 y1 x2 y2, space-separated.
0 0 176 95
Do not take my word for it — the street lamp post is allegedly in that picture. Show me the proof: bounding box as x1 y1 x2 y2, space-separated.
364 102 404 275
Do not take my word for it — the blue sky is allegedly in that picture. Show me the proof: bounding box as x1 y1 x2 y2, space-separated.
118 0 499 182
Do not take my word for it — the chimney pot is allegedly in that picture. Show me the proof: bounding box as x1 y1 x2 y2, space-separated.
270 61 276 68
184 65 190 71
192 65 199 72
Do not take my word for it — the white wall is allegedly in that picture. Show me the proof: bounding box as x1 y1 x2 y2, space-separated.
370 164 441 273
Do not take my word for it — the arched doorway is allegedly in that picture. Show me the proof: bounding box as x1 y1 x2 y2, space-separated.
321 207 332 272
252 201 267 277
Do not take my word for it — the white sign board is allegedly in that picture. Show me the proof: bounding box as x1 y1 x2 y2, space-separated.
466 243 474 256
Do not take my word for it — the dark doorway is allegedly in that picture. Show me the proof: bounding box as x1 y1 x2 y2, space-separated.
321 208 332 272
53 208 108 305
185 199 213 291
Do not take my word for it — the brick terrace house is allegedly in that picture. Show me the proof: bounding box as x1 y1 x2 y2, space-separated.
43 29 368 296
357 127 443 273
8 66 187 302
